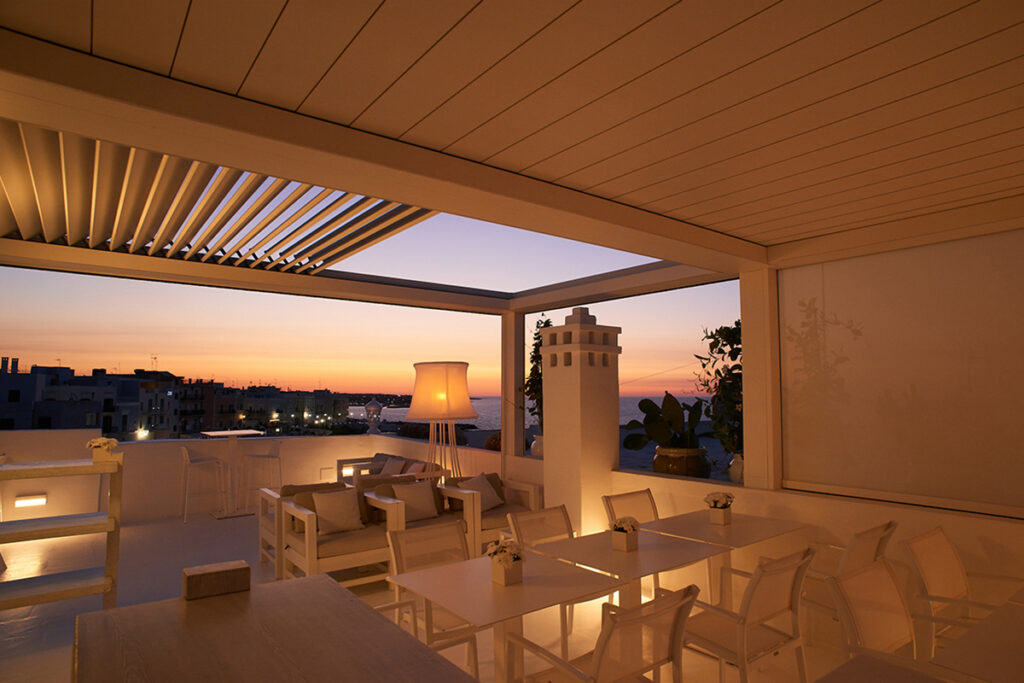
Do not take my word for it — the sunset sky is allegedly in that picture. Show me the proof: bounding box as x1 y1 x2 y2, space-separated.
0 215 739 396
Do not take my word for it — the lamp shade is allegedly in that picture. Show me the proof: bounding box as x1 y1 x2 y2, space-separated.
405 362 478 420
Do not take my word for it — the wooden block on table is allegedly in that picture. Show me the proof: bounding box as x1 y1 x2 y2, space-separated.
182 560 250 600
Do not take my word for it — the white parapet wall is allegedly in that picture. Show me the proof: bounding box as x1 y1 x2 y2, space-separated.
0 429 542 522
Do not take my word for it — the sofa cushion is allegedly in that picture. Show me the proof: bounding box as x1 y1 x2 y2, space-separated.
448 473 506 511
285 523 388 559
481 503 529 531
458 473 503 511
313 488 364 534
380 457 407 475
393 480 440 522
293 492 316 513
377 481 444 516
356 474 415 523
404 460 427 474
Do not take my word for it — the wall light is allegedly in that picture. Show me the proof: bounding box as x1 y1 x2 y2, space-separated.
15 494 47 508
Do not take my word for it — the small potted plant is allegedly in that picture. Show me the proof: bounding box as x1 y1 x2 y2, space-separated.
486 537 523 585
86 437 120 463
695 321 743 483
704 491 734 525
623 392 709 478
610 516 640 552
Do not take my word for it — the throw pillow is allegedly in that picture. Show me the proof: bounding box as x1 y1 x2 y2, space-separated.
312 488 364 535
380 457 406 475
393 480 441 522
458 473 504 511
404 460 427 473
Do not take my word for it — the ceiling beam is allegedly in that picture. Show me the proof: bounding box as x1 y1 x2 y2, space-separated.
0 29 767 275
0 238 513 314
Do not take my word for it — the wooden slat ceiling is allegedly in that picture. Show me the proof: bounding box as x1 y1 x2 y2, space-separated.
0 118 435 273
0 0 1021 251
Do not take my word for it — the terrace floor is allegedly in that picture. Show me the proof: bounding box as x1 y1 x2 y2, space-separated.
1 515 848 682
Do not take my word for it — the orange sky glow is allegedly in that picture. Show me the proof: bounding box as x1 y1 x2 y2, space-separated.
1 267 738 398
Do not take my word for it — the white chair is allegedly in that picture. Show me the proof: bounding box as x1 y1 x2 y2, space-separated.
180 446 228 523
826 559 973 676
374 598 479 680
508 505 592 660
508 584 700 683
240 440 282 511
602 488 662 594
903 526 1021 653
684 547 815 683
387 520 481 677
804 521 898 617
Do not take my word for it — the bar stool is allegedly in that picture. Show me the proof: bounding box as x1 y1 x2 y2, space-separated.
181 446 228 522
241 440 282 511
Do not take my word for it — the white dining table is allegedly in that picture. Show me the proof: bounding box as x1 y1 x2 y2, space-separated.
930 602 1024 683
642 509 807 603
532 529 726 607
389 550 626 683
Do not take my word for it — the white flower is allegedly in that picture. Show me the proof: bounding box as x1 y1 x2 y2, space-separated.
704 491 734 509
86 437 118 450
486 538 522 568
611 516 640 533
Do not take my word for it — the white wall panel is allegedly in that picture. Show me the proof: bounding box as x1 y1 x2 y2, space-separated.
780 228 1024 516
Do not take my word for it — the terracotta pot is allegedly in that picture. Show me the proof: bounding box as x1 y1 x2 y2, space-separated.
612 529 638 552
492 558 523 586
653 446 709 478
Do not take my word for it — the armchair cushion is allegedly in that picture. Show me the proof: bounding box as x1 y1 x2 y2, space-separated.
482 503 529 531
356 473 415 523
280 481 348 498
447 473 505 511
380 457 407 475
286 523 388 559
394 480 441 522
313 488 364 534
405 460 427 474
458 473 503 511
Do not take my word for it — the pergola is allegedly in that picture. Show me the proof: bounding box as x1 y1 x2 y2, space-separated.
1 3 1022 500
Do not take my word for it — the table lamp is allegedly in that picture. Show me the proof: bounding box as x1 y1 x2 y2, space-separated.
405 361 478 478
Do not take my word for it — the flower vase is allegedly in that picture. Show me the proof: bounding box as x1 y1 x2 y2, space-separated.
612 529 638 552
709 507 732 525
492 557 523 586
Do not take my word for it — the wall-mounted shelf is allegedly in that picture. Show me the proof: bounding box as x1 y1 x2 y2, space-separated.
0 456 122 611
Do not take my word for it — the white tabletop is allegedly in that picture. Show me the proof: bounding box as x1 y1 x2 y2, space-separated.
930 602 1024 683
389 551 626 628
534 530 726 581
817 655 944 682
642 510 806 548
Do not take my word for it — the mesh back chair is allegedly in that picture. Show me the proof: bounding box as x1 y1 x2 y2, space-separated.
387 520 479 676
826 559 970 677
508 505 587 660
804 521 898 616
602 488 659 525
684 547 815 683
240 440 282 511
601 488 662 595
508 584 700 683
180 446 228 522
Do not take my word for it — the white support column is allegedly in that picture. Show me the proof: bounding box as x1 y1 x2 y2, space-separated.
500 311 526 479
739 268 782 490
541 308 622 534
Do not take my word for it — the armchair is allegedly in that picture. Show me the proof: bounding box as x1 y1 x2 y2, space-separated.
258 481 348 580
442 472 541 555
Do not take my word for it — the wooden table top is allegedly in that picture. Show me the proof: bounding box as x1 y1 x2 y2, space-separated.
533 530 726 580
74 574 473 682
642 510 806 549
930 602 1024 683
817 655 944 682
389 551 625 628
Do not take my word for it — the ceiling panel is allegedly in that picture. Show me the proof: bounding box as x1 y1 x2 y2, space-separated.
300 0 476 125
93 0 189 74
442 0 775 161
237 0 380 110
352 0 574 138
58 131 94 246
171 0 285 93
533 0 973 188
0 0 90 51
401 0 676 150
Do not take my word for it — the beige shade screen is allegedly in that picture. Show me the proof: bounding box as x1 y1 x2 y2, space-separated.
779 229 1024 517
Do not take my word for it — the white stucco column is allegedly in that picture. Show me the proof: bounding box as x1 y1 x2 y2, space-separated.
541 307 622 534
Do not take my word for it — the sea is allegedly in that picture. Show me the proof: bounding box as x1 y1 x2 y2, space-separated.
349 396 732 478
